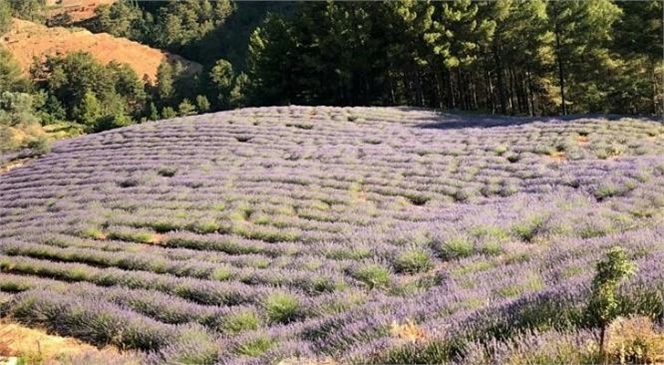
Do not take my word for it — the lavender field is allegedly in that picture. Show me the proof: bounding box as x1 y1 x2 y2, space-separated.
1 106 664 364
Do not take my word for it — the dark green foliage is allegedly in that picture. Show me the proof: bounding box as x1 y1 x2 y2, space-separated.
88 0 145 40
161 106 177 119
0 0 660 156
178 98 197 117
195 95 210 112
245 1 660 115
7 0 44 23
32 53 144 132
157 166 178 177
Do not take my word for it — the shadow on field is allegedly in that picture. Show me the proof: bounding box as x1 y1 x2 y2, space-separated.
404 107 663 130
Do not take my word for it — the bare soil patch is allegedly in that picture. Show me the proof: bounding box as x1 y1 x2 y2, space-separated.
45 0 116 23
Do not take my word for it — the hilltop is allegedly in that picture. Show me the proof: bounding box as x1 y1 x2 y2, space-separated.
1 107 664 364
0 18 201 82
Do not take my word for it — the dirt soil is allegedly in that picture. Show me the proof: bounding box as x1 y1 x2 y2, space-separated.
45 0 116 23
0 18 202 82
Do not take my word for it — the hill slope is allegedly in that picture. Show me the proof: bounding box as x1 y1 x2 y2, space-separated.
0 18 201 82
1 107 664 364
45 0 116 23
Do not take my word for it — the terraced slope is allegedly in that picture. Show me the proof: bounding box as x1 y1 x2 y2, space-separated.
1 107 664 364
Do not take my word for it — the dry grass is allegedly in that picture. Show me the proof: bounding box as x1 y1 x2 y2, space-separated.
149 233 167 245
577 135 589 145
389 319 427 342
606 316 664 365
0 322 127 364
277 358 338 365
549 151 567 163
0 18 202 82
0 161 25 174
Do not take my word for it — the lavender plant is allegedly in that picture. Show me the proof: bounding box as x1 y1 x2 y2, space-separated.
0 106 662 363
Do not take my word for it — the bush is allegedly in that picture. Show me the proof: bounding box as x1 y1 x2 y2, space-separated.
25 135 51 157
393 250 433 274
233 335 274 356
190 219 221 234
605 315 664 364
586 246 636 355
209 267 232 281
352 264 391 289
438 236 474 260
220 310 261 334
264 292 301 324
157 166 178 177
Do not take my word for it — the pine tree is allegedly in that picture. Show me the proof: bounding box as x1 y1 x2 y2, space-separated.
178 98 197 116
156 61 175 105
75 91 103 128
547 0 622 114
210 59 235 108
195 95 210 112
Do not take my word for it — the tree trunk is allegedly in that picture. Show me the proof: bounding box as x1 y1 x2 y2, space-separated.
493 47 507 114
487 69 495 113
554 21 567 115
447 68 455 109
599 324 606 364
527 70 535 116
508 66 516 114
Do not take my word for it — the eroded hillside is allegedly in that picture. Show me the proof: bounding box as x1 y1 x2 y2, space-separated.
0 18 201 82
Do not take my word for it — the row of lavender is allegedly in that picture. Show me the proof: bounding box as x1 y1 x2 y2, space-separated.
1 106 663 364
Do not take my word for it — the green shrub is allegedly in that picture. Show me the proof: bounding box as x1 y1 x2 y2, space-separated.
157 166 178 177
264 292 301 324
494 144 508 155
594 184 621 200
25 135 51 157
107 230 155 244
511 216 546 243
586 246 636 355
311 277 346 293
393 249 433 274
352 264 391 289
220 310 261 334
438 236 474 260
191 219 221 234
77 227 106 240
210 267 232 281
234 335 274 356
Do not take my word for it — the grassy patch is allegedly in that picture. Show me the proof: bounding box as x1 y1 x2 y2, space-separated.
351 264 391 289
393 250 433 274
264 292 301 324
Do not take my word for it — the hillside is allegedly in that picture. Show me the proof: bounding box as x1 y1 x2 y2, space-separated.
45 0 116 23
0 18 201 82
1 107 664 364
